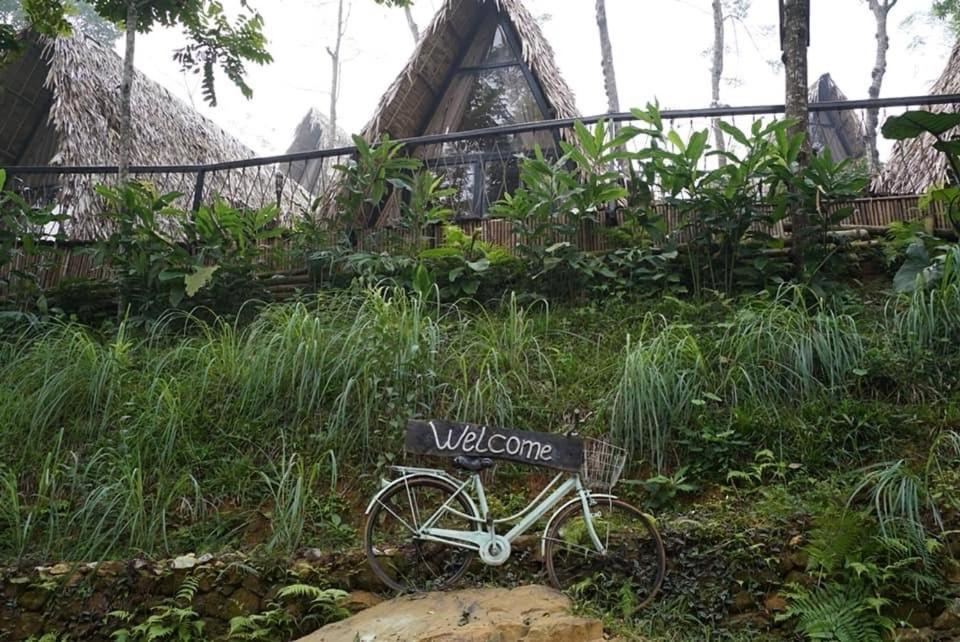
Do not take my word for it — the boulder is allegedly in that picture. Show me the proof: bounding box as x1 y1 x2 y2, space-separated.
297 585 604 642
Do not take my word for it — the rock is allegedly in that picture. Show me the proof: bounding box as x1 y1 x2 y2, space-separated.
891 601 935 629
304 548 327 562
48 563 71 576
946 560 960 585
223 587 262 620
892 628 934 642
172 554 198 570
726 612 770 630
10 611 44 639
97 561 123 577
297 585 604 642
18 588 50 611
763 594 788 613
341 591 383 613
242 573 265 596
934 599 960 631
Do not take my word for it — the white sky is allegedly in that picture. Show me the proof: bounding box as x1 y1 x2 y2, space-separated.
127 0 956 156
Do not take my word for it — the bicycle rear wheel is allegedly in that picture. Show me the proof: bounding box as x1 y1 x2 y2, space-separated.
364 476 476 593
543 497 665 612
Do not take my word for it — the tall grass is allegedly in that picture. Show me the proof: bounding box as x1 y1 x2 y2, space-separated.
889 245 960 353
609 317 705 471
0 283 943 563
717 286 864 405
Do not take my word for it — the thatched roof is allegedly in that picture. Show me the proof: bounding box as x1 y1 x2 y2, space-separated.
284 108 349 194
874 41 960 195
808 73 865 161
360 0 579 142
0 34 309 239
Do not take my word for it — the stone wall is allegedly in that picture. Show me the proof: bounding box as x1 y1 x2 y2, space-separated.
0 550 381 641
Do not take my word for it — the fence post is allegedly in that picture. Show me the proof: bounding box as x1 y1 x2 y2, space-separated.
191 170 206 212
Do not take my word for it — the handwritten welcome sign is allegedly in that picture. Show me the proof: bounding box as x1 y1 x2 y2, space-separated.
405 420 584 472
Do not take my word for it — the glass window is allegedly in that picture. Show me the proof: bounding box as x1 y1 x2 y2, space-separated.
439 164 478 214
484 158 521 208
483 25 517 65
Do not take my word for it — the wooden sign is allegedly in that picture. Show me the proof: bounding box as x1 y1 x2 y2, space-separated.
405 420 584 472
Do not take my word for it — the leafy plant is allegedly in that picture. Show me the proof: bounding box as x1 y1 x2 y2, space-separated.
630 465 698 510
882 110 960 236
110 576 205 642
778 582 894 642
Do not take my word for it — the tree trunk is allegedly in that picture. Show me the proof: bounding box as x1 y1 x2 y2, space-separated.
865 0 897 175
327 0 346 149
118 0 138 182
711 0 726 161
404 5 419 43
595 0 620 113
782 0 812 267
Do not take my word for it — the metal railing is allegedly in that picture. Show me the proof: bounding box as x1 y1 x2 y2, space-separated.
3 93 960 238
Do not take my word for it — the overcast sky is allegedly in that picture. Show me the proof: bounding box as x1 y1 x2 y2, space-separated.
127 0 956 156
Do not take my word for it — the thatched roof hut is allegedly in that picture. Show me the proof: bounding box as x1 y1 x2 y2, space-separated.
285 108 349 195
0 34 309 239
874 42 960 195
808 73 865 161
348 0 580 223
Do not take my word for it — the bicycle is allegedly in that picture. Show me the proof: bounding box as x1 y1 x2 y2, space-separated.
363 423 666 609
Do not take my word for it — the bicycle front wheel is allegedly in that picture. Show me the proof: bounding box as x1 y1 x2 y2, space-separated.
544 497 665 611
364 476 476 593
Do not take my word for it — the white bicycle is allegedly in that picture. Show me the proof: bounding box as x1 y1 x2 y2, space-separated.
363 434 666 608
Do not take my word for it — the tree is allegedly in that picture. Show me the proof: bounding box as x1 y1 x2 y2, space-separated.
1 0 118 43
102 0 273 179
595 0 620 114
327 0 350 149
404 5 419 43
864 0 899 175
781 0 812 265
711 0 726 157
932 0 960 32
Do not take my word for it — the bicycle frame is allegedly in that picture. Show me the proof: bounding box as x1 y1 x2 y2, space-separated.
366 466 616 566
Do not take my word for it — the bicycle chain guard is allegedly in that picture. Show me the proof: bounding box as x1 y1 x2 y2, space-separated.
479 535 512 566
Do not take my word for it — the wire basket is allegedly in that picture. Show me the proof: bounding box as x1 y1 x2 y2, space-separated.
580 437 628 491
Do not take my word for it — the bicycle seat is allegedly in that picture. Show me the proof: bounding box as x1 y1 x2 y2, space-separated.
453 456 495 472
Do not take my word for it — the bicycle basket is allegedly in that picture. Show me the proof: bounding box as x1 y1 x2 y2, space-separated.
580 437 628 491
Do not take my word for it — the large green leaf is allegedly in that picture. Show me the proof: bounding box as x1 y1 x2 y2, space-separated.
184 265 220 297
882 111 960 140
893 241 933 293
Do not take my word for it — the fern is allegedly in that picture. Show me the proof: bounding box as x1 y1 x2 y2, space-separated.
805 511 867 575
779 583 894 642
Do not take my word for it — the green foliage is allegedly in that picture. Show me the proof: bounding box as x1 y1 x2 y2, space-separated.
717 286 864 405
0 169 68 313
609 319 705 470
110 576 205 642
628 465 698 510
89 181 280 317
887 243 960 352
882 110 960 236
228 584 347 640
779 582 894 642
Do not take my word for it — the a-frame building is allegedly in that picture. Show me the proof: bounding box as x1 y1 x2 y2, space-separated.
360 0 579 221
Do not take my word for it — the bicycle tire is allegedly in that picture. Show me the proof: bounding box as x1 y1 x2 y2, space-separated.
364 476 477 593
543 497 666 610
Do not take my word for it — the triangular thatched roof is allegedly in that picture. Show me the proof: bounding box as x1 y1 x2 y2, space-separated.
0 34 308 239
874 41 960 195
808 73 865 161
360 0 578 142
284 108 349 194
